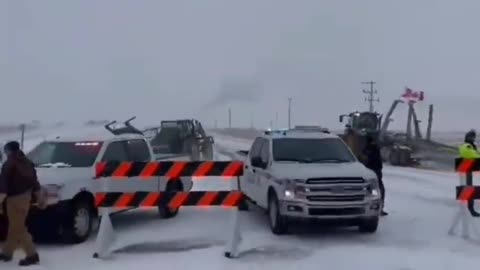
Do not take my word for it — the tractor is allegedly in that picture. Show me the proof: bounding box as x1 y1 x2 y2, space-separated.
339 111 416 166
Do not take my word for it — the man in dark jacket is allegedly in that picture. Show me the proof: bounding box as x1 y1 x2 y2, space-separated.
0 141 43 266
362 135 387 216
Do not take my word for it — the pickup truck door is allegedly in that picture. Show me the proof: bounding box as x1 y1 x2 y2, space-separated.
243 138 264 200
254 140 271 209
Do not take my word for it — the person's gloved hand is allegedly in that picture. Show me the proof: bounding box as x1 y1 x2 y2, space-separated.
34 190 47 210
0 193 6 215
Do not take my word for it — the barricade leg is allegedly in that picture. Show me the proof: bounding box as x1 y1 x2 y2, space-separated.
448 203 480 242
224 207 242 258
448 203 470 237
448 211 462 236
93 208 116 259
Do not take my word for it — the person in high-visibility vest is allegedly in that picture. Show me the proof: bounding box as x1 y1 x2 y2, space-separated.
459 129 480 158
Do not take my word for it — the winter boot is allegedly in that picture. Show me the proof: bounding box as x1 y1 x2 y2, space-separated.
19 253 39 266
0 253 12 262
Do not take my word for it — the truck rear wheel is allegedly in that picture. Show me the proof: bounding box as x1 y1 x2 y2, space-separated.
158 181 183 219
268 191 288 235
203 145 214 160
389 149 399 166
190 144 200 161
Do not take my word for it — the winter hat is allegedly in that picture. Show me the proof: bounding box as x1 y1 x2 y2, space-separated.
4 141 20 152
465 129 476 142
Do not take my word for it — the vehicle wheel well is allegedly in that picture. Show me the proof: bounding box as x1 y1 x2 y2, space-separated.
267 187 276 201
167 180 184 191
72 191 96 216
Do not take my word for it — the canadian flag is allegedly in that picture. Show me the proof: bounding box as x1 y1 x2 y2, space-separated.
401 87 424 103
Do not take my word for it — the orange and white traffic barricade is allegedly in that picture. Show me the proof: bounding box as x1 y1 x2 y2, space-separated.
92 160 245 259
448 158 480 240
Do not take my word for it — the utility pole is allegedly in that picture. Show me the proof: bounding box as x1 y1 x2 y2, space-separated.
228 107 232 128
275 112 278 128
288 98 292 129
362 81 379 113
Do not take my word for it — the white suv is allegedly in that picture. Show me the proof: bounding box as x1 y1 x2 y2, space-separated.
240 128 382 234
22 131 193 243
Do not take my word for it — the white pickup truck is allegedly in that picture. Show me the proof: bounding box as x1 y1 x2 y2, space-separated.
237 128 382 235
9 126 193 244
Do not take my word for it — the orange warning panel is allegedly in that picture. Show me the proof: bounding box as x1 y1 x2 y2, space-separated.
455 158 480 173
95 161 244 179
95 191 245 208
455 185 480 201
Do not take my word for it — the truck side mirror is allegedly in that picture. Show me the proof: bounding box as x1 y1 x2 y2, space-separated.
251 156 262 167
339 115 344 122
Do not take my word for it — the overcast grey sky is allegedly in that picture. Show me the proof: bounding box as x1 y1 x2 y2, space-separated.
3 0 480 131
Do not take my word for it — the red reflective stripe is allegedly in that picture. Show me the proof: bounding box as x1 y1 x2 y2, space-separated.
459 187 475 201
193 162 215 179
140 162 160 180
112 162 133 179
166 162 187 179
222 161 242 179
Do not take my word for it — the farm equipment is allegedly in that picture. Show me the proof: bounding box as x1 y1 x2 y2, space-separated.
338 110 417 166
143 119 214 161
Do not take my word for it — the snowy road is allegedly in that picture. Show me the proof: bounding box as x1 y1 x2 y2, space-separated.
2 132 480 269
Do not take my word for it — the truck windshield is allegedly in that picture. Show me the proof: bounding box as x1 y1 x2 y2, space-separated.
272 138 356 163
355 113 378 130
151 128 183 154
27 141 103 167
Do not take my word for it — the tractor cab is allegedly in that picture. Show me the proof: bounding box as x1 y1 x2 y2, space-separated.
340 111 382 139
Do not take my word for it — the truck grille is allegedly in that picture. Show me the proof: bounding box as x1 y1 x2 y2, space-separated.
306 177 365 185
304 177 368 203
308 208 365 216
307 195 365 202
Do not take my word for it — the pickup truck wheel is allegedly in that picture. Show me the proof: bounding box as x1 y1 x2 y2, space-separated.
191 144 200 161
268 192 288 235
158 182 183 219
203 145 214 160
358 217 379 233
60 200 94 244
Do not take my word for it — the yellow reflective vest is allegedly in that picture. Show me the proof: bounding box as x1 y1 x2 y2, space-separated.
458 143 480 159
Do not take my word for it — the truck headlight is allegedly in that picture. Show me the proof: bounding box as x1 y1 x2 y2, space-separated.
366 178 380 198
284 180 306 199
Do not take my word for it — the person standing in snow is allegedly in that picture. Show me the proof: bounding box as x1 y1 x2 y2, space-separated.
0 141 45 266
458 129 480 159
362 135 387 216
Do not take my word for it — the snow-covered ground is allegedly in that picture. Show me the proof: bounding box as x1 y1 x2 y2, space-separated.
2 130 480 270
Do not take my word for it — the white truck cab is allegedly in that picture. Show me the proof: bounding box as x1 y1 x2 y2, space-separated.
23 121 193 244
240 127 382 235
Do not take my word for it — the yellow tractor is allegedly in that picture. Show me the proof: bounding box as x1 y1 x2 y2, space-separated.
339 111 415 166
339 111 382 162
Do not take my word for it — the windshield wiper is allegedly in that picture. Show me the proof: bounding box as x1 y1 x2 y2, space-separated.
275 158 315 163
309 158 352 163
37 162 73 168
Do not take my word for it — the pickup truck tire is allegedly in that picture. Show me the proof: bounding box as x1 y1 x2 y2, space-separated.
358 217 379 233
191 144 200 161
268 192 288 235
203 145 214 160
158 181 183 219
60 199 94 244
